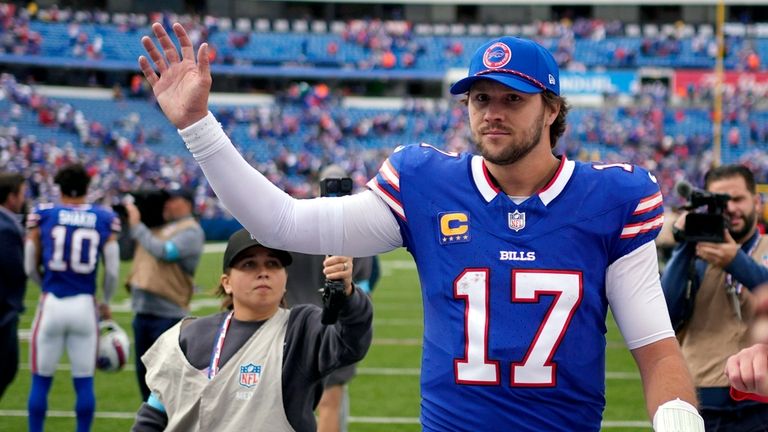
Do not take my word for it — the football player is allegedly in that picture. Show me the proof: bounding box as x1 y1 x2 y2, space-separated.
138 23 703 431
25 163 120 432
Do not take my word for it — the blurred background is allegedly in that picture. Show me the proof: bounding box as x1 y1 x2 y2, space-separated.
1 0 768 429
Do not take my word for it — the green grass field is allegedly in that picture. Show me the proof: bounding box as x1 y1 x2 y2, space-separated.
0 247 651 431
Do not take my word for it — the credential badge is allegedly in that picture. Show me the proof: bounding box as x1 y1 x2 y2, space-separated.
508 210 526 232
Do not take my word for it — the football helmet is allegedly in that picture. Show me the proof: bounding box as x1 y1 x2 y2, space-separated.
96 320 130 372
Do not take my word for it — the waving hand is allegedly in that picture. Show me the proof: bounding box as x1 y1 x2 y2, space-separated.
138 22 211 129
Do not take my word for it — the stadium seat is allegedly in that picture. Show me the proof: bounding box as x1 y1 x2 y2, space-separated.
235 17 252 32
311 20 327 34
293 19 308 33
254 18 270 32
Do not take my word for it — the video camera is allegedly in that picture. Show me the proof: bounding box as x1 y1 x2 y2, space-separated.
319 175 353 324
112 189 170 229
112 189 170 260
676 180 731 243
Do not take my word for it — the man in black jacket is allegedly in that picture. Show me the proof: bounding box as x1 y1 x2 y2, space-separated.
0 171 26 399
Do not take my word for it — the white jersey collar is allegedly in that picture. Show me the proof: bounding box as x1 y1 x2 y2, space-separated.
471 155 575 206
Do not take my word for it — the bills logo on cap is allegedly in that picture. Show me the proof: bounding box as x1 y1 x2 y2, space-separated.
239 363 262 388
483 42 511 69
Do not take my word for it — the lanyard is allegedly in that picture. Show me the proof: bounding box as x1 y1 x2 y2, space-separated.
208 311 234 380
726 234 760 295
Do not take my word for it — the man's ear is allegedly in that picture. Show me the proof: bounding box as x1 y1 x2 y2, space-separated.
546 101 560 127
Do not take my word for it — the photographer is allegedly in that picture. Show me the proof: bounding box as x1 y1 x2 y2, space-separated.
283 165 374 432
124 186 205 402
131 229 372 432
662 164 768 430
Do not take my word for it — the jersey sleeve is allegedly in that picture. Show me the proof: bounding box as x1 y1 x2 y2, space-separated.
25 204 46 230
366 145 408 222
108 209 121 234
611 168 665 262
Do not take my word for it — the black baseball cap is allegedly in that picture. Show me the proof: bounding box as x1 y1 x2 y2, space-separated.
167 187 194 204
223 228 293 271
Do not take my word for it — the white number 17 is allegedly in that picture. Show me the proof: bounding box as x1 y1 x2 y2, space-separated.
454 269 582 387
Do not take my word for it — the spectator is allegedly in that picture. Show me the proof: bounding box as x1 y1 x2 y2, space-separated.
124 186 205 401
0 172 26 400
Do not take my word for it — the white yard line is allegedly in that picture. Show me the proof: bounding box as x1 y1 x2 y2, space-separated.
0 410 649 428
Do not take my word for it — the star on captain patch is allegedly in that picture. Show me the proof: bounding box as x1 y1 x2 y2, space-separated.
508 210 526 232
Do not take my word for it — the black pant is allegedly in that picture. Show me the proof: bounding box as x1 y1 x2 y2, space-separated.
133 313 182 401
703 404 768 432
0 316 19 400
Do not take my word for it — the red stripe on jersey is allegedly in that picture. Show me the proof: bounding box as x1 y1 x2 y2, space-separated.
30 292 48 374
381 160 401 192
539 155 567 194
369 178 406 221
481 162 501 194
633 192 663 215
620 214 664 239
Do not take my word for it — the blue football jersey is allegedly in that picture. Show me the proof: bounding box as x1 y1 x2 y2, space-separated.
27 203 120 298
368 144 664 432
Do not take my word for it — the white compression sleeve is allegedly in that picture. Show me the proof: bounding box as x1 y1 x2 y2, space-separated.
24 238 41 285
652 399 704 432
102 240 120 304
179 112 402 256
606 241 676 350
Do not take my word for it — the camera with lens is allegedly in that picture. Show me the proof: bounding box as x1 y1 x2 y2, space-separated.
320 177 353 198
676 181 731 243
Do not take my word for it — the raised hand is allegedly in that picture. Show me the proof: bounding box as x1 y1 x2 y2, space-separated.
138 22 211 129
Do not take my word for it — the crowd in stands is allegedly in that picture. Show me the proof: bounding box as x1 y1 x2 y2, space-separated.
3 3 768 222
4 68 768 221
1 2 766 72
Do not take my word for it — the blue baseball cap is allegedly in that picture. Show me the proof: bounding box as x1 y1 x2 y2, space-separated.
449 36 560 96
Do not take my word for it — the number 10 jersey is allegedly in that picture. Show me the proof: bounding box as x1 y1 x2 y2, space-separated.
28 203 120 297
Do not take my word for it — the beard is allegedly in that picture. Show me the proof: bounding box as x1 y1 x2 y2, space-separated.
729 209 757 243
473 108 547 166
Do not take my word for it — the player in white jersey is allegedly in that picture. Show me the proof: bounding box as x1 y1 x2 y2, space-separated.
24 163 120 432
137 23 704 431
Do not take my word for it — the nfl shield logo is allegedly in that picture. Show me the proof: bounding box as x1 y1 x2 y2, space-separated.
239 363 262 388
508 210 526 232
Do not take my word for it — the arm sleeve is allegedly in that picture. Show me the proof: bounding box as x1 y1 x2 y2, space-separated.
130 223 202 262
659 242 697 329
179 112 402 257
131 402 167 432
317 286 374 375
24 238 42 286
285 286 374 379
130 223 167 259
101 240 119 304
607 241 676 350
725 249 768 291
